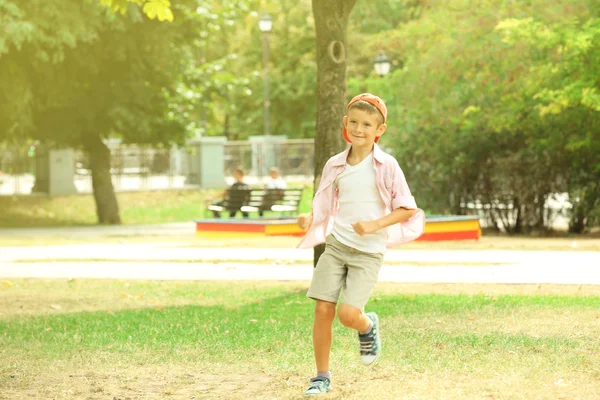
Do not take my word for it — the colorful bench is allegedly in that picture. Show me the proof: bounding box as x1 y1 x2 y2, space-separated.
417 215 481 241
207 188 304 218
194 215 481 241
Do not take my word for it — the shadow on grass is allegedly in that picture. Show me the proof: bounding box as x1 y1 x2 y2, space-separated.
0 195 97 227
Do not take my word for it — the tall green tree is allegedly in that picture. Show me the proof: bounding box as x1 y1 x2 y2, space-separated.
495 12 600 231
0 0 188 223
357 0 600 233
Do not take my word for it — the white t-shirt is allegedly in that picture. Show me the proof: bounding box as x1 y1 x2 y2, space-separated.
266 178 287 189
332 152 387 253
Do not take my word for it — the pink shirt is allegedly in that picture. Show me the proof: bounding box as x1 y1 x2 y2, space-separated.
297 144 425 249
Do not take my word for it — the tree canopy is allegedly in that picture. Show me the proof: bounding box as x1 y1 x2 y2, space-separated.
347 0 600 233
0 0 598 231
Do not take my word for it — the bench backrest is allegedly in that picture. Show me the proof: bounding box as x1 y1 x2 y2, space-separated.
247 188 304 211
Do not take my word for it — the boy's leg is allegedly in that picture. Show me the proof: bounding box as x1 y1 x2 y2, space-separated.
339 249 383 365
313 300 336 373
337 304 371 332
305 234 347 394
304 300 335 395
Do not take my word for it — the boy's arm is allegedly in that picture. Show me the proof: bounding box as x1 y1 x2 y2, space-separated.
352 208 415 236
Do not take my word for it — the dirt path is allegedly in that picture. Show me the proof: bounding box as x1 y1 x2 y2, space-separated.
3 360 598 400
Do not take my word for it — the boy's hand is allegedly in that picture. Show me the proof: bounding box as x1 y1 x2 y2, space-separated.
297 212 313 231
352 221 380 236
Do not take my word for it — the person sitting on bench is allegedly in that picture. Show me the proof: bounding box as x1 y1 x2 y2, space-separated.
257 167 287 217
209 167 251 218
265 167 287 189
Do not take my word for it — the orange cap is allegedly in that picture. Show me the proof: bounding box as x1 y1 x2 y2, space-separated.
342 93 387 144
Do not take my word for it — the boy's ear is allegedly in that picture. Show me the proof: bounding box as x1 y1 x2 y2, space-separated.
343 115 348 126
377 123 387 137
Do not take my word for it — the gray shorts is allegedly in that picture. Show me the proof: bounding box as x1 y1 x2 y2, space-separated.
306 234 384 310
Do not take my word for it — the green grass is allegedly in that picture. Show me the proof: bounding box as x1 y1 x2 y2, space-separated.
0 187 314 227
1 280 600 399
5 293 598 357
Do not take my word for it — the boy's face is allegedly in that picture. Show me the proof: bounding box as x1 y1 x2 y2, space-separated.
343 108 386 148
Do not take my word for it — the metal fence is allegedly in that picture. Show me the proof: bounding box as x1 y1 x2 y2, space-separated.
73 145 184 193
224 139 314 183
0 147 36 195
0 139 316 195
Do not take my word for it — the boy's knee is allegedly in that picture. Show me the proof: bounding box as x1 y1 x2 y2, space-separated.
314 300 336 321
337 304 361 327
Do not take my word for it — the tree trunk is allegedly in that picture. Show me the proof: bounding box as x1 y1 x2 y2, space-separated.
31 145 49 193
512 198 521 234
536 194 546 232
82 134 121 224
569 203 586 233
311 0 357 266
223 113 231 140
569 194 587 234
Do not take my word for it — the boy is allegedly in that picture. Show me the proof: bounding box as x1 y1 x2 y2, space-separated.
296 93 425 395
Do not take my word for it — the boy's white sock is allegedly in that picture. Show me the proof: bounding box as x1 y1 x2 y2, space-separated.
317 371 331 380
360 319 373 335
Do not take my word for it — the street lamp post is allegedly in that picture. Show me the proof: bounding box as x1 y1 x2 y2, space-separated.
373 50 392 105
258 13 273 136
373 50 391 77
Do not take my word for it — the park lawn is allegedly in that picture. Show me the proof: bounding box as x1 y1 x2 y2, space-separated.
1 280 599 400
0 187 314 228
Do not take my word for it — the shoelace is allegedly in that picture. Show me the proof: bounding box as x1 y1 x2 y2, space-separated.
360 328 377 353
309 378 328 389
360 340 374 353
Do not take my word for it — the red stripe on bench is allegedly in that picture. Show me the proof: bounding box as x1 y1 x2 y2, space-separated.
416 230 480 241
266 232 306 237
195 222 266 233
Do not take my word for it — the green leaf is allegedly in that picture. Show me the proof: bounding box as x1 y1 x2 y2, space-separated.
143 0 173 22
100 0 172 21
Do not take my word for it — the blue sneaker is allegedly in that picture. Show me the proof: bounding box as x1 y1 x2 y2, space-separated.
359 312 381 365
304 376 331 395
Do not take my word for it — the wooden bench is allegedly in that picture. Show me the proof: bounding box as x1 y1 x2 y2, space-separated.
241 188 304 216
207 188 304 218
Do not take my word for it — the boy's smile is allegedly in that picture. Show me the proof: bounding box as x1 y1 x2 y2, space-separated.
343 109 386 150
